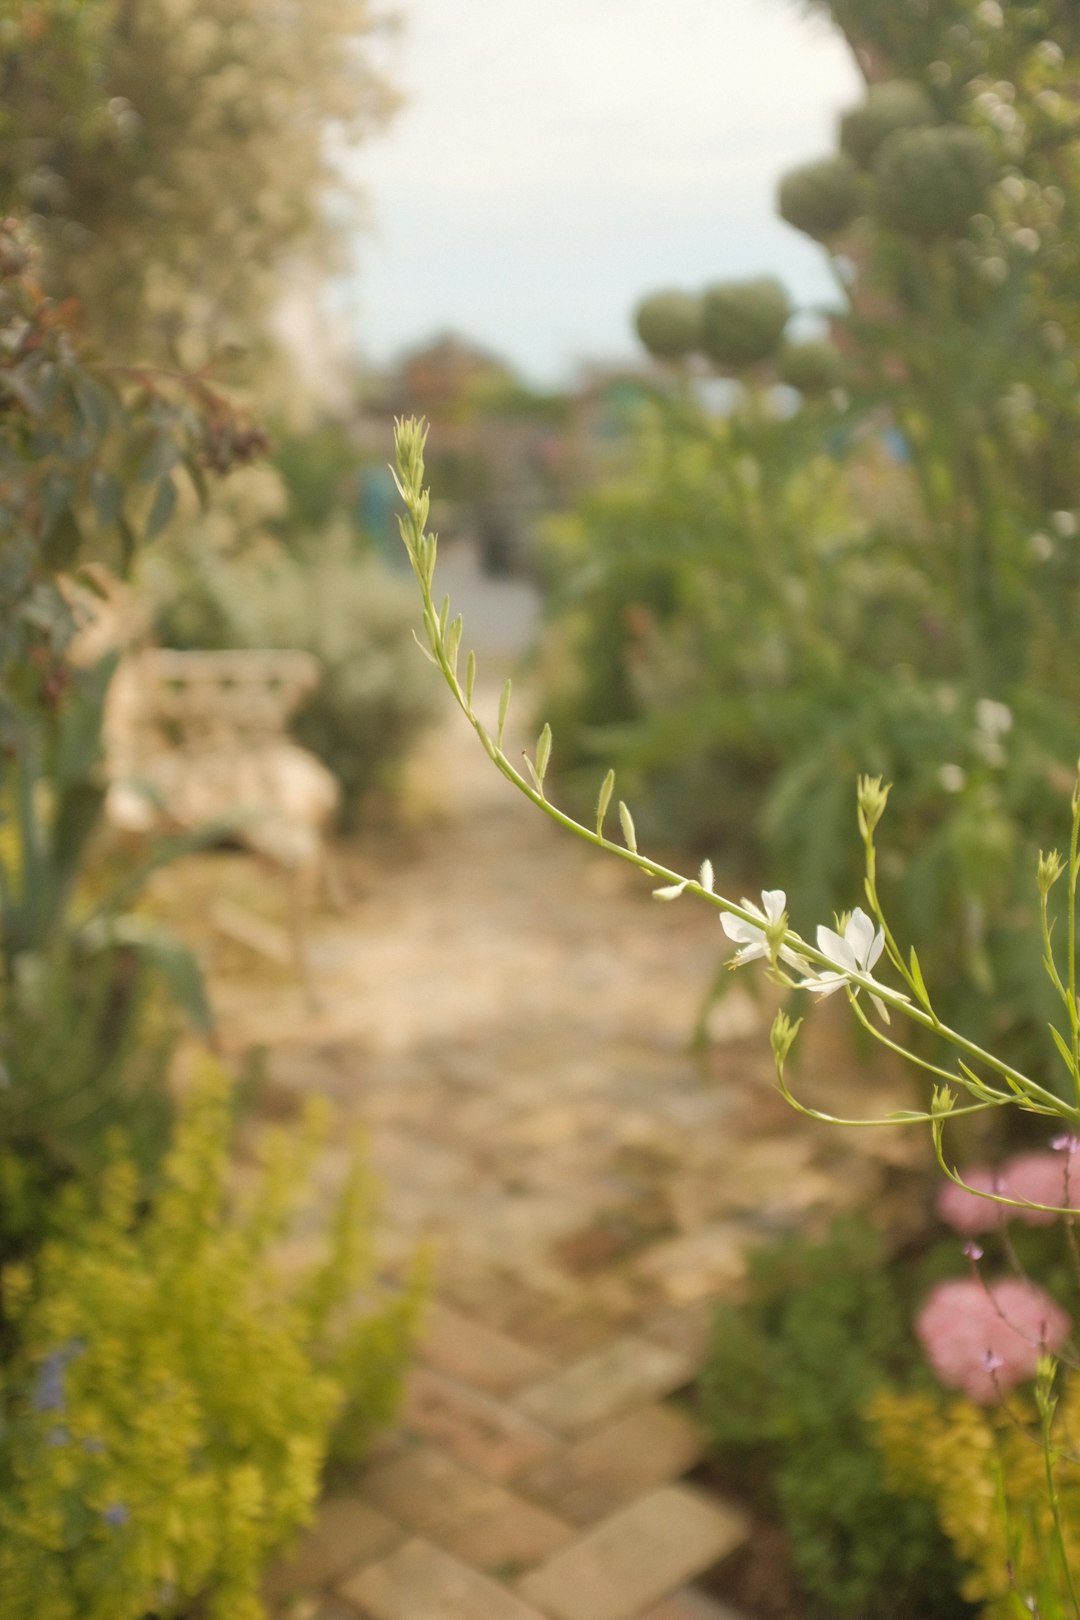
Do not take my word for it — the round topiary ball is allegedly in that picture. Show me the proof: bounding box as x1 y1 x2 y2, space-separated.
874 124 997 238
700 277 790 370
633 289 703 360
778 155 864 240
840 80 937 170
778 339 847 396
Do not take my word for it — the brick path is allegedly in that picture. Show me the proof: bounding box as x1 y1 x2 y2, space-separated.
167 640 919 1620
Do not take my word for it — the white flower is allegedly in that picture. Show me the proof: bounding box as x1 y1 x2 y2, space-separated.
721 889 806 970
801 906 904 1021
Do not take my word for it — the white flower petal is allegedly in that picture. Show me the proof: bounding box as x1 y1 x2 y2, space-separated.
845 908 877 967
732 941 767 966
801 971 847 997
816 925 858 972
867 926 885 972
870 992 891 1023
721 914 764 948
699 859 715 893
761 889 786 924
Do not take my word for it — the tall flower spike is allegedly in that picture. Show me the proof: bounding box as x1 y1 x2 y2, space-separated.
721 890 807 970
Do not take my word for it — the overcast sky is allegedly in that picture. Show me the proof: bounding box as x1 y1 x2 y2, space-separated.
343 0 862 385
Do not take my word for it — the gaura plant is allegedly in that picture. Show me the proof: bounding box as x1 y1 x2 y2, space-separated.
394 414 1080 1612
394 416 1078 1168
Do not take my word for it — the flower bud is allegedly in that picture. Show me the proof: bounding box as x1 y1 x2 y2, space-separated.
856 775 891 839
1037 849 1065 895
770 1009 802 1070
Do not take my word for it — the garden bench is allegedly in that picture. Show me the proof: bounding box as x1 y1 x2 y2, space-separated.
104 647 340 977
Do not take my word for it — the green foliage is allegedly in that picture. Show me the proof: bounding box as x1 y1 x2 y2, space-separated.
272 422 364 545
0 0 396 364
874 124 998 239
0 1061 420 1620
871 1379 1080 1617
1 656 114 968
634 290 704 361
700 1221 973 1620
0 949 174 1271
700 277 790 369
150 539 439 828
839 80 938 170
0 220 253 737
585 0 1080 1082
0 209 260 1284
777 155 864 239
536 389 1080 1076
800 0 982 88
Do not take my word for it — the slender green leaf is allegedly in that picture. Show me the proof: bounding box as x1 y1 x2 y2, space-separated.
908 945 932 1007
1049 1023 1076 1075
618 800 637 853
535 723 552 782
42 505 81 570
596 768 615 835
182 452 210 511
118 515 138 574
91 468 123 528
497 678 512 750
445 614 463 676
134 432 180 486
144 474 177 540
71 369 114 439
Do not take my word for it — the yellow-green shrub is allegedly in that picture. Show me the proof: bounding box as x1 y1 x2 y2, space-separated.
0 1061 420 1620
869 1382 1080 1615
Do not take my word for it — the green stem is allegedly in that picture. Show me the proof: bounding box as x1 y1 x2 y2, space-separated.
1041 1392 1080 1619
1069 788 1080 1096
394 419 1080 1136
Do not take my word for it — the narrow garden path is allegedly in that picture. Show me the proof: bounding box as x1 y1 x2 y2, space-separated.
162 548 921 1620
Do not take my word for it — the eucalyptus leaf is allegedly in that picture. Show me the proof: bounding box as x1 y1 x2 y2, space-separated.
91 468 124 528
145 474 177 540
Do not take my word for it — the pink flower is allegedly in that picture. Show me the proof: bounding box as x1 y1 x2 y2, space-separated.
916 1277 1070 1403
936 1166 1005 1233
999 1150 1080 1224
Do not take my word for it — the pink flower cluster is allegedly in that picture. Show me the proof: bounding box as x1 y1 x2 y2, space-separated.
916 1277 1070 1402
936 1142 1080 1232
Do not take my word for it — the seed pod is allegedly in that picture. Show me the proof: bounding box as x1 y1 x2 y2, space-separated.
778 155 864 240
700 277 790 370
634 289 703 360
778 339 846 396
840 80 937 170
874 125 997 239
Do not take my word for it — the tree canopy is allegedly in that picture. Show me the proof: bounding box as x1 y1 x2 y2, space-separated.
0 0 398 363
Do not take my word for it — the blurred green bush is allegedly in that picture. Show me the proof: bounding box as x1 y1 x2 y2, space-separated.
700 1220 973 1620
0 1060 420 1620
871 1372 1080 1616
546 4 1080 1084
0 948 175 1280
